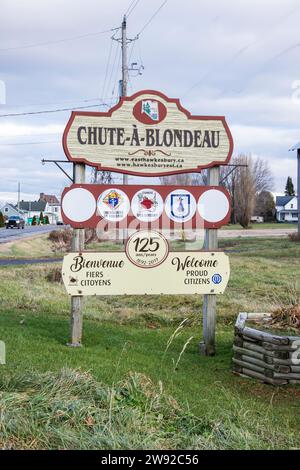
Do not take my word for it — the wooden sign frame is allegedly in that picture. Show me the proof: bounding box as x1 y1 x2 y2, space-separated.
61 184 231 230
63 90 234 176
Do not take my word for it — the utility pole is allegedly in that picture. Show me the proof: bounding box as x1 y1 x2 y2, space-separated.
69 162 86 347
17 182 20 212
121 15 129 244
121 15 128 99
113 16 141 241
121 15 128 188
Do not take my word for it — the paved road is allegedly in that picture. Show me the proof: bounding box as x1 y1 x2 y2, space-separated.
0 225 59 244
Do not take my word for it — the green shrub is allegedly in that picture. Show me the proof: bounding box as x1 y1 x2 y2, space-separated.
0 211 5 227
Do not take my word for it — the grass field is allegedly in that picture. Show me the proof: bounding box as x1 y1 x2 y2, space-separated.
221 222 296 230
0 233 56 259
0 236 299 449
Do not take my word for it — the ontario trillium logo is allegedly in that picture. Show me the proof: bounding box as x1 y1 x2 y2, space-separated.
141 100 159 121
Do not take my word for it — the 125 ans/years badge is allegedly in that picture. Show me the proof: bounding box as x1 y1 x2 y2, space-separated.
125 230 169 268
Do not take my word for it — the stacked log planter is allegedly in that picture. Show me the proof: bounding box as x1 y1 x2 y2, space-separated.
233 312 300 385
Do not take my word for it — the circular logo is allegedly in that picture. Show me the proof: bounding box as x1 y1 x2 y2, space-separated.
212 274 222 285
97 188 130 222
62 188 96 223
133 99 167 125
125 230 169 268
131 189 163 222
198 189 230 223
164 189 196 223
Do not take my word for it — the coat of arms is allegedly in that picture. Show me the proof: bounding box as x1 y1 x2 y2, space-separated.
141 100 159 121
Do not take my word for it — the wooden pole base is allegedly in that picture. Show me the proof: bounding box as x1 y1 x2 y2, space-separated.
201 166 219 356
69 295 84 346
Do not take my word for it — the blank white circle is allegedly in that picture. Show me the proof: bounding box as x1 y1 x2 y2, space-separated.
62 188 96 222
198 190 229 223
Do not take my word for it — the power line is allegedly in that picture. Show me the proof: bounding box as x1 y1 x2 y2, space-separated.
0 27 119 53
108 41 122 104
4 97 108 109
0 102 110 118
222 41 300 98
136 0 168 36
127 0 141 17
125 0 138 17
109 48 122 108
100 37 114 102
0 141 59 146
183 4 300 98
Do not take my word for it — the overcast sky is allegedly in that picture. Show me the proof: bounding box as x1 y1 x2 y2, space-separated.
0 0 300 203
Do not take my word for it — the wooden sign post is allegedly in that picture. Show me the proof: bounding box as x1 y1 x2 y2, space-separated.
200 166 220 356
68 162 85 347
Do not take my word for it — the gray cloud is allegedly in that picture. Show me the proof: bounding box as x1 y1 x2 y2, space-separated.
1 0 300 202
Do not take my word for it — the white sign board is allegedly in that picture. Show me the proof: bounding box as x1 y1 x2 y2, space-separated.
62 251 230 296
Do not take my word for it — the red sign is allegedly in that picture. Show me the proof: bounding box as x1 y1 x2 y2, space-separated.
61 184 231 229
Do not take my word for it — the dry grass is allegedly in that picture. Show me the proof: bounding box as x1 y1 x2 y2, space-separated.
289 232 300 243
0 368 299 450
0 234 54 259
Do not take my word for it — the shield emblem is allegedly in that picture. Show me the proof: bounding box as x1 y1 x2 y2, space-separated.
103 190 122 210
141 100 159 121
170 194 191 220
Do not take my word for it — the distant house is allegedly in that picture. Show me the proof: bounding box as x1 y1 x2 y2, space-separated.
19 193 62 224
275 195 298 222
19 200 47 224
39 193 62 223
0 203 25 219
39 193 59 204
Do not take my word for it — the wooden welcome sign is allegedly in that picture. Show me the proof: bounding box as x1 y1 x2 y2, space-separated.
63 90 234 176
62 248 230 297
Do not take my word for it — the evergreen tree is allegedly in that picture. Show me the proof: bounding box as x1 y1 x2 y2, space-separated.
32 215 37 226
285 177 295 196
44 215 49 225
0 211 4 228
39 211 44 224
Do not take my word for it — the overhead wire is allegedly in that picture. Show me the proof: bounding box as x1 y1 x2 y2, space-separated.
183 3 300 98
3 97 111 109
136 0 168 37
0 27 119 53
126 0 141 18
100 37 114 102
0 141 59 146
0 102 109 118
125 0 138 16
111 48 122 106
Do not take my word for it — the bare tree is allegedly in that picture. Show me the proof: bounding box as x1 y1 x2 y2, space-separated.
221 154 273 226
234 154 256 228
220 163 238 224
253 157 273 193
91 169 113 184
159 172 203 186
